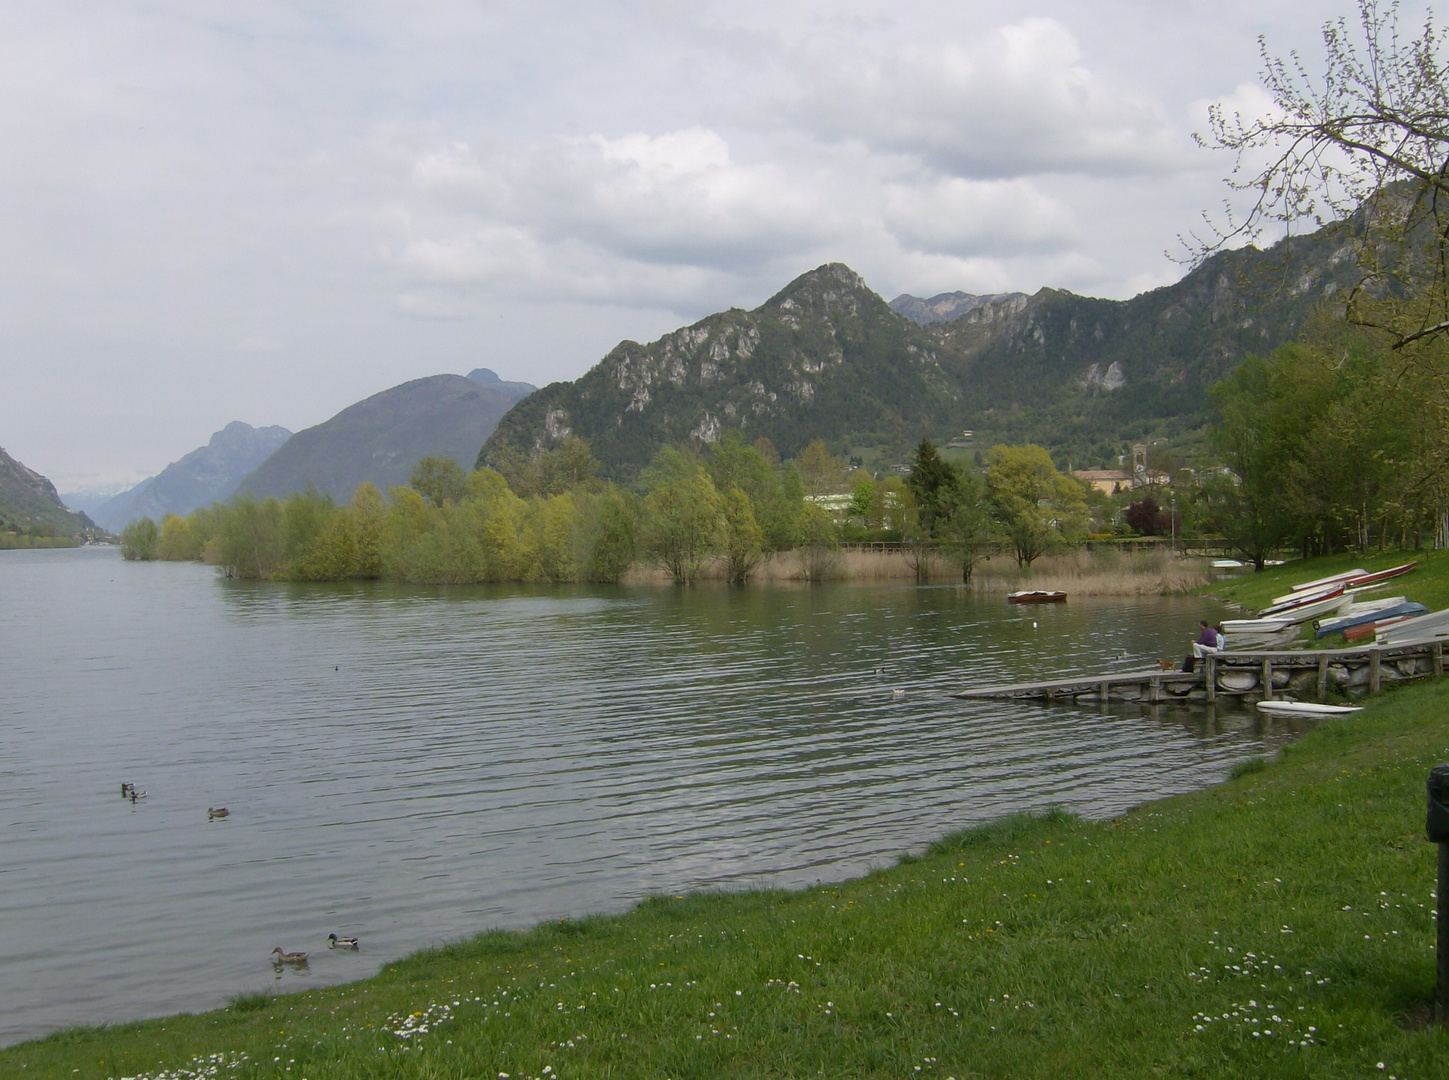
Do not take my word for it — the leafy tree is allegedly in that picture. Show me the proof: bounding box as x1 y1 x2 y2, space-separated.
1196 0 1449 349
938 470 992 583
1123 498 1173 537
796 501 841 583
411 456 467 507
119 517 159 561
641 449 723 584
578 485 640 583
985 445 1089 568
720 487 765 585
157 514 197 560
795 438 844 496
213 497 286 579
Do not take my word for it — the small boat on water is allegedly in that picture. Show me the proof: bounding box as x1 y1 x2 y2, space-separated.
1256 700 1363 717
1007 590 1067 604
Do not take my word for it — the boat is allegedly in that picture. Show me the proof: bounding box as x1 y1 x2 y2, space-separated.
1344 614 1417 643
1315 601 1427 638
1007 590 1067 604
1258 588 1351 623
1256 700 1363 717
1344 561 1417 589
1221 617 1295 634
1375 607 1449 646
1211 558 1246 569
1283 568 1367 596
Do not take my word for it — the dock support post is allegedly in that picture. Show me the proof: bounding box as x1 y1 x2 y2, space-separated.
1317 655 1329 700
1370 649 1382 695
1262 658 1273 701
1204 656 1216 703
1435 642 1444 678
1100 680 1111 706
1147 677 1161 704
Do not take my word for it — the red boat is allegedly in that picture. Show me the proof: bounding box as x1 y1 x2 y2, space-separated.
1344 561 1417 589
1007 590 1067 604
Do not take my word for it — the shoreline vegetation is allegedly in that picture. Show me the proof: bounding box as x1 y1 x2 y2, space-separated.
8 674 1448 1076
110 431 1219 595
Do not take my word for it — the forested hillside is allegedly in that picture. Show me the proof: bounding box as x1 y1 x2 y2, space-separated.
486 219 1362 476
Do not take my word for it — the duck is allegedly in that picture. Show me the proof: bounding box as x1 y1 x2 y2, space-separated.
327 934 360 950
120 783 134 797
271 947 308 966
129 790 147 802
208 807 229 820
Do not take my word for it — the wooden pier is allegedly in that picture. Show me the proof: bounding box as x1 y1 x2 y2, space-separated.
956 640 1446 705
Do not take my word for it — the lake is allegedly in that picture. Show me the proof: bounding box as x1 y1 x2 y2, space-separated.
0 546 1295 1046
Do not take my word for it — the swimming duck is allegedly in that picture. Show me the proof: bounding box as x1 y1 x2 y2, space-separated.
120 783 133 797
129 790 147 802
208 807 229 820
271 947 308 966
328 934 359 950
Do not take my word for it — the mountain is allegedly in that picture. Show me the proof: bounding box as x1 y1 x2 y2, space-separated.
889 290 1028 326
483 223 1363 475
90 421 293 530
239 368 535 501
1 446 97 539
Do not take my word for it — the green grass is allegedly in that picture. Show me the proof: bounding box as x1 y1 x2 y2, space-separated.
1203 549 1449 619
7 684 1449 1077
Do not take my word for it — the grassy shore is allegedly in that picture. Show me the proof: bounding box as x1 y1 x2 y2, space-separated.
1204 550 1449 621
9 681 1449 1078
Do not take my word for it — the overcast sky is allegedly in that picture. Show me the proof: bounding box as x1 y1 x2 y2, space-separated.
0 1 1417 491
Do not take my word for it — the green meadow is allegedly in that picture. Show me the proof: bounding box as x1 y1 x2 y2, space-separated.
8 657 1449 1077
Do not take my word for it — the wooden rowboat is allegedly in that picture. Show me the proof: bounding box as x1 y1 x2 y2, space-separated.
1007 590 1067 604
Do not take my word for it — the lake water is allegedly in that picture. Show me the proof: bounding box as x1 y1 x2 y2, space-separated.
0 546 1298 1046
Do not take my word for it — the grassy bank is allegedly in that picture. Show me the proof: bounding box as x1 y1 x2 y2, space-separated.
9 683 1449 1078
1203 550 1449 618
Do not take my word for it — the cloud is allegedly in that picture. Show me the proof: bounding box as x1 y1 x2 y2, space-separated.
883 177 1081 256
793 17 1184 178
235 336 285 353
396 292 463 320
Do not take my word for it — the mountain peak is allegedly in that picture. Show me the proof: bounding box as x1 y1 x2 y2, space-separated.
890 290 1030 326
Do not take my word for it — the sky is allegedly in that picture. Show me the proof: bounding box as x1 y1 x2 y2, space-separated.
0 0 1419 492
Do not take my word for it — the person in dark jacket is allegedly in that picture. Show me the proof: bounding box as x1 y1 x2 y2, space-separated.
1183 620 1220 672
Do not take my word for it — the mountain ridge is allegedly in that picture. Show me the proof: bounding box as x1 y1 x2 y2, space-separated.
91 421 292 530
483 222 1362 474
1 447 98 539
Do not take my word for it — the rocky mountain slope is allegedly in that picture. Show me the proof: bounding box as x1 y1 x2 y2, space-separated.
90 421 293 530
1 447 97 538
484 221 1362 475
240 368 534 501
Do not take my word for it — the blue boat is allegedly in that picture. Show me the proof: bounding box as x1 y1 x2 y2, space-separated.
1315 601 1429 638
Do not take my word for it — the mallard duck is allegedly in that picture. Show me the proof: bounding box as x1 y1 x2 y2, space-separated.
208 807 229 819
271 947 308 965
129 790 147 802
120 783 134 797
328 934 359 950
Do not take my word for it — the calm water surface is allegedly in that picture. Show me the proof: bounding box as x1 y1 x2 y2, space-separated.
0 547 1296 1045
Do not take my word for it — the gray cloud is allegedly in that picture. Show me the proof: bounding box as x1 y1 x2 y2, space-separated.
0 1 1392 488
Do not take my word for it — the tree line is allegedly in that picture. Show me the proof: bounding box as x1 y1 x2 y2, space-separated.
117 431 1096 584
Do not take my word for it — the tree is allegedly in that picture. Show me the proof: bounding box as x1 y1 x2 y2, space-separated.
119 517 159 561
1196 0 1449 349
641 449 723 584
985 445 1089 568
905 438 962 537
939 471 992 583
796 501 841 583
795 438 844 496
1124 498 1173 536
411 456 467 507
579 486 639 583
720 487 764 585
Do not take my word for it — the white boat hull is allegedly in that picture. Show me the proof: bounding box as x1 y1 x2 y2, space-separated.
1256 700 1362 717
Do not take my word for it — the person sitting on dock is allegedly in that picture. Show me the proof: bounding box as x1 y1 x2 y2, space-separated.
1183 621 1220 672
